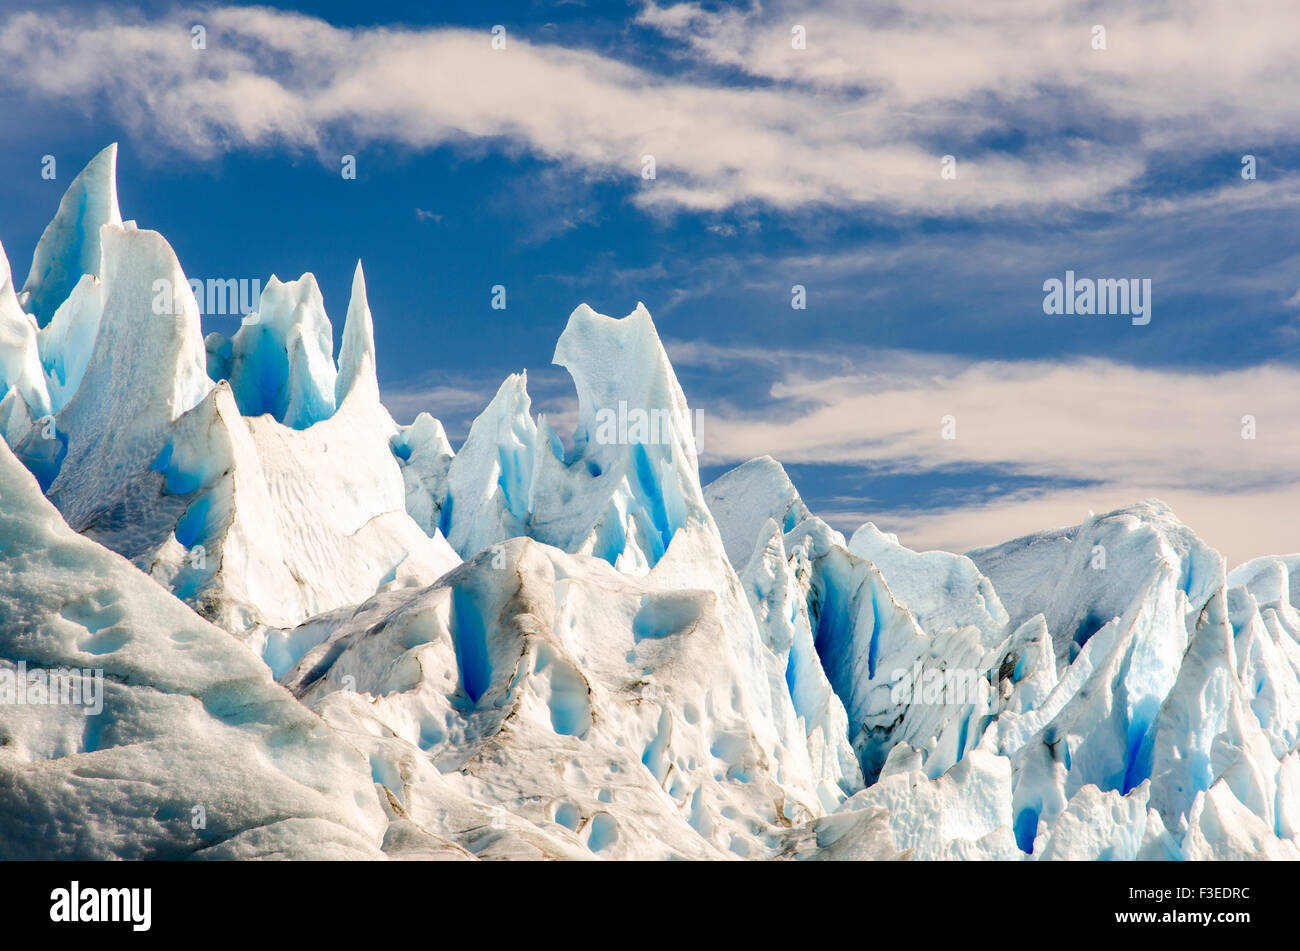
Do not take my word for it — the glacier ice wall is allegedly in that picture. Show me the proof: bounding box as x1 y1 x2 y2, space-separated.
0 443 389 859
1 150 459 642
0 145 1295 861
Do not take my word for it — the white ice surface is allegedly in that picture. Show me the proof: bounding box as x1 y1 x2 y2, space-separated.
0 147 1295 861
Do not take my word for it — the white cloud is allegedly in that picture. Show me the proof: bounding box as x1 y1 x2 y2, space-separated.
3 2 1289 215
639 0 1300 147
698 350 1298 483
822 482 1300 573
687 344 1300 565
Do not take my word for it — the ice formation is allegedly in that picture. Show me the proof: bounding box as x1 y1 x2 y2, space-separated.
19 143 122 326
0 147 1296 860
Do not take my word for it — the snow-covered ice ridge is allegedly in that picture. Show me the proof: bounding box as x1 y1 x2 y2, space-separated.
0 145 1295 861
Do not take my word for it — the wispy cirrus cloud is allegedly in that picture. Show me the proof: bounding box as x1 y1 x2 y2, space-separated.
3 2 1289 217
682 341 1300 566
696 351 1298 483
821 481 1300 574
639 0 1300 148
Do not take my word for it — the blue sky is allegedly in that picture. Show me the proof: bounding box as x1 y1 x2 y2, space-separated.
1 0 1297 565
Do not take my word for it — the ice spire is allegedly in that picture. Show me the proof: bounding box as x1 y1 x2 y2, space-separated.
227 273 337 429
336 260 379 406
442 372 537 557
20 143 123 325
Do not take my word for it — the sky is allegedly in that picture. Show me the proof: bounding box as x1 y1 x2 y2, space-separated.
0 0 1297 566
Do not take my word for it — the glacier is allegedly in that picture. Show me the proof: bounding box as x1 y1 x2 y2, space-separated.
0 146 1296 860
